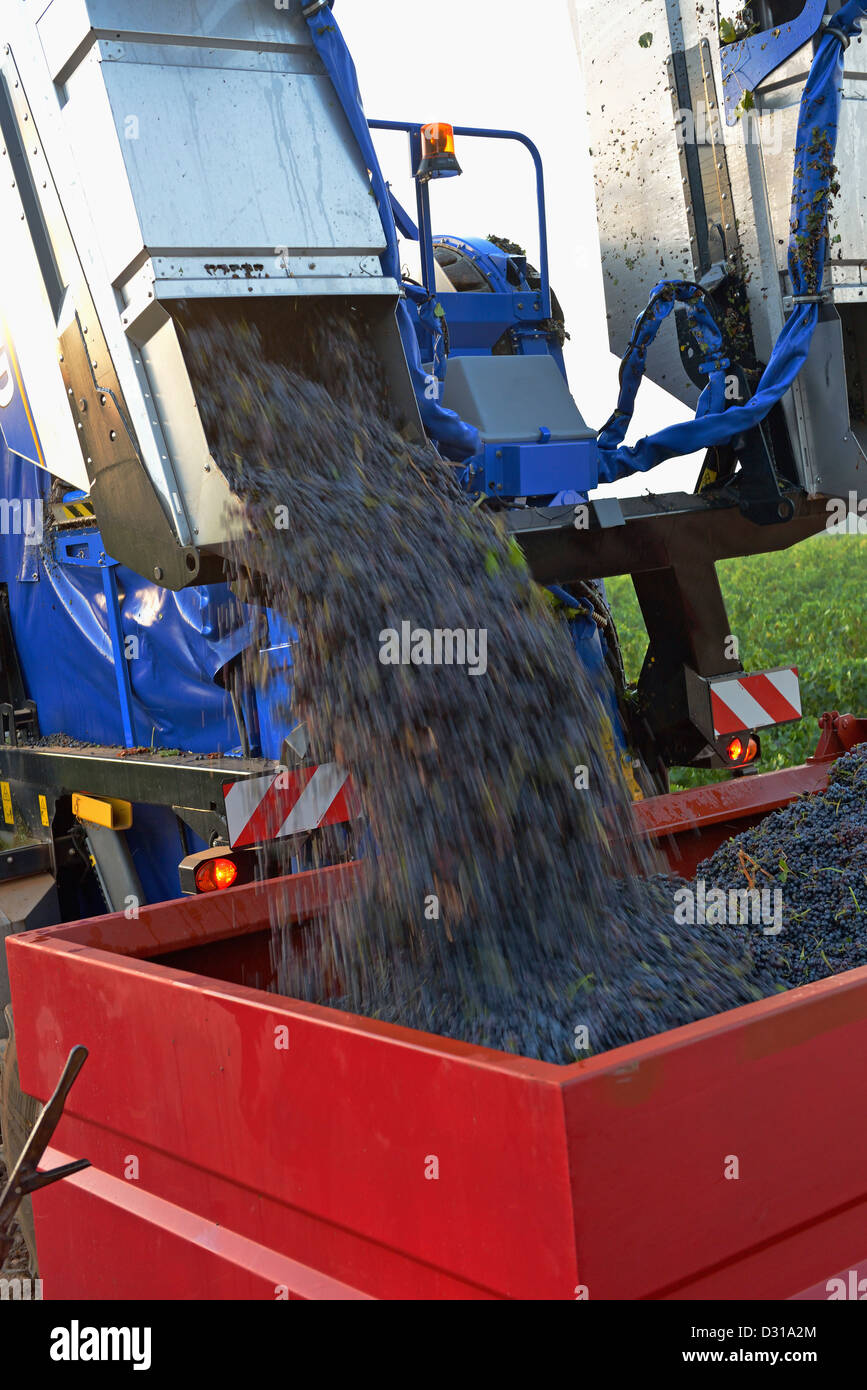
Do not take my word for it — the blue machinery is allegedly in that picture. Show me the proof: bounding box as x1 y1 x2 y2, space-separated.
595 0 867 483
368 118 600 502
367 1 867 496
0 0 865 928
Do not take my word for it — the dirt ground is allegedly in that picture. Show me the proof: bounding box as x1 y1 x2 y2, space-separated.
0 1153 32 1279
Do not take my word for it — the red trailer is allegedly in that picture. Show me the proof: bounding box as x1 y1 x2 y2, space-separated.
7 747 867 1300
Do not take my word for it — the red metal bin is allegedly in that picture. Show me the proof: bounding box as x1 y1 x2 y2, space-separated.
6 860 867 1300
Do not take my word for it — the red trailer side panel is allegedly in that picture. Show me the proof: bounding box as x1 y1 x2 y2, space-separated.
7 866 867 1300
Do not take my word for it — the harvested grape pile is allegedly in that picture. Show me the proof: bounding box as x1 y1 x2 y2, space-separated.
182 304 776 1062
699 744 867 988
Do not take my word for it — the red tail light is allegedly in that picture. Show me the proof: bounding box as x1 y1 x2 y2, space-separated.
726 736 745 763
726 735 759 766
195 857 238 893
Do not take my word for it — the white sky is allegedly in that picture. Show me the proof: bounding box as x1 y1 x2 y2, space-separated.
338 0 701 496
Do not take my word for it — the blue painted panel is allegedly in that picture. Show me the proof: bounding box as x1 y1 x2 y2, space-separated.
484 439 599 496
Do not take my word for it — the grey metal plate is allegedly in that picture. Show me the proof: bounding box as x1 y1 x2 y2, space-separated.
60 48 386 281
799 311 867 500
572 0 700 406
441 354 595 444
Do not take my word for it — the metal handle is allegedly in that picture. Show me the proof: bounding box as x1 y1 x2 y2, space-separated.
0 1045 90 1261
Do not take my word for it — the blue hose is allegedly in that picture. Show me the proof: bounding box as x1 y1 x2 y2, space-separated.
303 8 480 462
597 0 867 483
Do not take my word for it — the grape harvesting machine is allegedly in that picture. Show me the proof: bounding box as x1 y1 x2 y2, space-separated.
1 0 867 1299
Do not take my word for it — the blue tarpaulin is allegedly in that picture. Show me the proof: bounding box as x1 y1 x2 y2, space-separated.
0 444 257 898
0 451 247 752
597 0 867 482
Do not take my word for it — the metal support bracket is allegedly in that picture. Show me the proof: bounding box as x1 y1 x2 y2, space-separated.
0 700 39 745
821 17 852 49
783 292 830 309
728 424 795 526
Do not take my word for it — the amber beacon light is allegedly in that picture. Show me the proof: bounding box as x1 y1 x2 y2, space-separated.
416 122 462 181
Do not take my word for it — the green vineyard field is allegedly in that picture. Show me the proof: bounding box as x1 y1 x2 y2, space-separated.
605 531 867 789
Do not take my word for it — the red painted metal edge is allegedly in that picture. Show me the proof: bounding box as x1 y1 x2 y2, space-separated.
633 758 830 839
31 860 364 958
631 712 866 876
630 762 831 876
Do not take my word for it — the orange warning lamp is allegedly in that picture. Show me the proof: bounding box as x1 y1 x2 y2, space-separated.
416 122 462 182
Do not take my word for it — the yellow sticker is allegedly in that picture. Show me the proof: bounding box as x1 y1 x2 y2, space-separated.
39 794 50 827
1 781 13 826
621 753 645 803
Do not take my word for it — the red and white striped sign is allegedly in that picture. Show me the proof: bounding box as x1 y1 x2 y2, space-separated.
224 764 357 849
709 667 801 738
